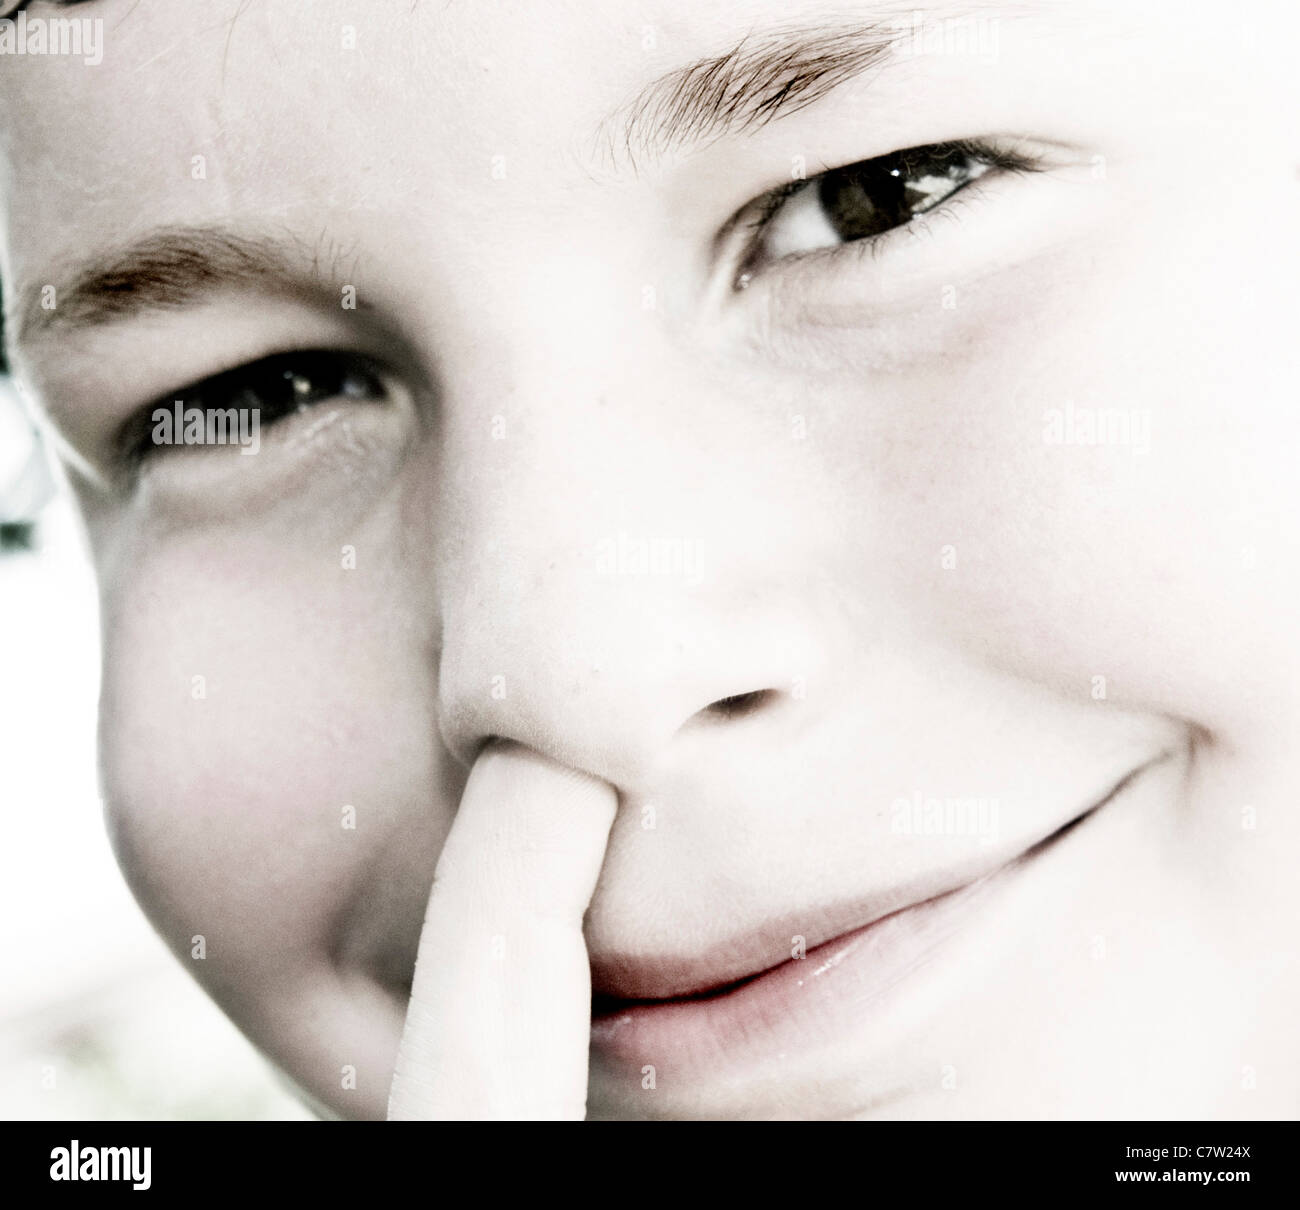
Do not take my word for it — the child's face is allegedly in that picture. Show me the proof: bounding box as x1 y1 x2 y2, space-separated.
4 0 1299 1119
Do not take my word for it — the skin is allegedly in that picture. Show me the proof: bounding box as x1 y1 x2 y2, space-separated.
3 0 1299 1119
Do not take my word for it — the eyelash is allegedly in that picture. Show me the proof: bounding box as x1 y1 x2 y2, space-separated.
731 137 1046 287
5 0 89 12
5 1 97 12
118 349 387 468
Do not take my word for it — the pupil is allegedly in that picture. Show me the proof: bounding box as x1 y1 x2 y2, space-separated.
251 361 327 424
817 146 976 243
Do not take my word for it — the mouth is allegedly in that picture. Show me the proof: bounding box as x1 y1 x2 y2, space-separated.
587 755 1169 1095
590 872 996 1022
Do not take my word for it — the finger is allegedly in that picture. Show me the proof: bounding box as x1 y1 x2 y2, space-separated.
387 740 617 1120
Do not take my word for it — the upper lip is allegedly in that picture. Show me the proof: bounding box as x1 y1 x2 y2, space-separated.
589 869 1001 1007
589 755 1167 1006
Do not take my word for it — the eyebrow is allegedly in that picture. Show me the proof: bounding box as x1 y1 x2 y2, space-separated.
7 227 323 350
599 19 914 171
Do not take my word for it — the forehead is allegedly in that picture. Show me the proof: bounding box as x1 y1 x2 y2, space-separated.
0 0 908 213
0 0 1025 337
0 0 1258 341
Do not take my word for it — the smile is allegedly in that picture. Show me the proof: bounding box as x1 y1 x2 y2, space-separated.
588 753 1171 1106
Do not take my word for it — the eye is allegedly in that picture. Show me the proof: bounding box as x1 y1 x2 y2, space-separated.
120 350 387 464
734 139 1041 285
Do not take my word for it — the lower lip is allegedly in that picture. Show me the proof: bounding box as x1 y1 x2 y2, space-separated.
587 826 1073 1087
590 879 992 1063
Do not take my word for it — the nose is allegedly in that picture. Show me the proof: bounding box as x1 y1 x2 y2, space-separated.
424 341 826 792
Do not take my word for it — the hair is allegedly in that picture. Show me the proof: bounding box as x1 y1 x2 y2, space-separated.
0 282 34 553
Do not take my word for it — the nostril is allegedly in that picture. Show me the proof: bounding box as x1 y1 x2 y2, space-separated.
700 689 781 722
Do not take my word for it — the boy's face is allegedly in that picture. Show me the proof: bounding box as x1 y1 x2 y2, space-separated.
4 0 1299 1118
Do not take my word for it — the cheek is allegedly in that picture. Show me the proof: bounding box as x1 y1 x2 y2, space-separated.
97 531 457 1015
795 225 1296 737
